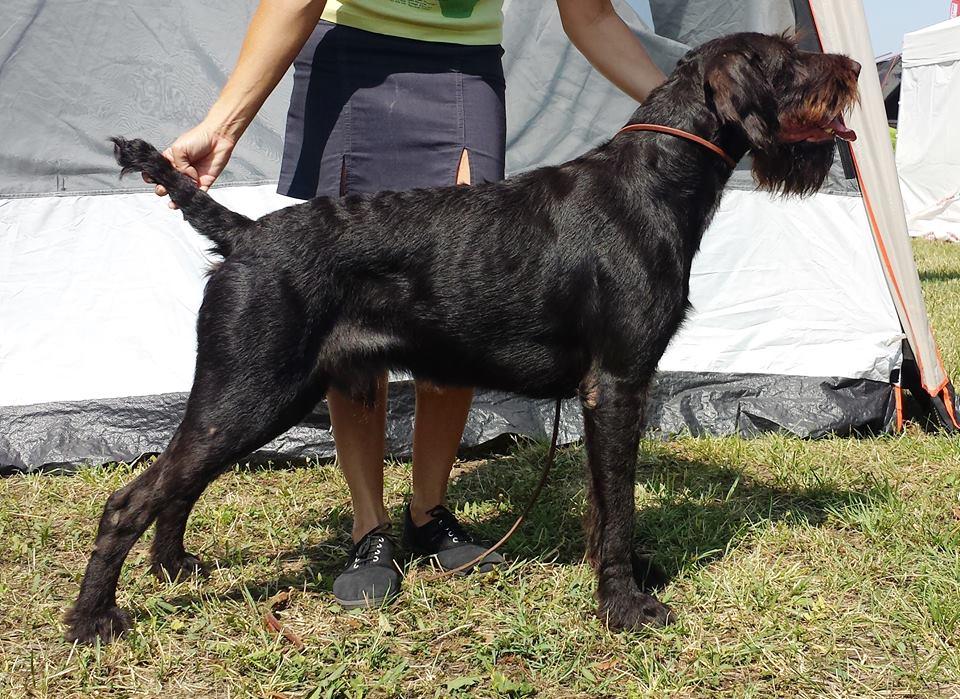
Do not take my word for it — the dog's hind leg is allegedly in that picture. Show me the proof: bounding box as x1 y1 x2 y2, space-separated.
65 270 327 644
149 478 212 583
150 364 331 583
63 435 209 644
581 373 674 631
65 377 325 644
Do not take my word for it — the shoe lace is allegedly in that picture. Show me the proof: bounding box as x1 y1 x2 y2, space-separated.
426 505 474 546
351 526 390 569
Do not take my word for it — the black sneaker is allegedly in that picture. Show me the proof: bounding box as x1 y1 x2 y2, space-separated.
403 504 504 574
332 525 402 609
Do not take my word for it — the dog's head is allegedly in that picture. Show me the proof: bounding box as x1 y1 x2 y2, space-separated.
697 33 861 195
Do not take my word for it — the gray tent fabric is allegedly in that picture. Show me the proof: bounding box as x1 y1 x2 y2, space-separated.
0 1 290 197
648 0 796 47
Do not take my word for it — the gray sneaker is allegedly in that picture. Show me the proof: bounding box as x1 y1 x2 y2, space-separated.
403 504 504 574
332 525 401 609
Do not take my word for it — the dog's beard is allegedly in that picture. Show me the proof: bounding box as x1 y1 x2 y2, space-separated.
751 140 837 197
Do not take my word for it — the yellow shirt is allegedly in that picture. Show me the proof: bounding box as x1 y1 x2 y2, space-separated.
321 0 504 45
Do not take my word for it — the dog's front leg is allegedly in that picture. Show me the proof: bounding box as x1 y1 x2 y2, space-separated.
581 374 674 630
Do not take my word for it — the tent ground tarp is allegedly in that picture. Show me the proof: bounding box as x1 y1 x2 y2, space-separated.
0 372 895 474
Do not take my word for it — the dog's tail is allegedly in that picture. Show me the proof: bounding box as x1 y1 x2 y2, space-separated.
111 137 252 256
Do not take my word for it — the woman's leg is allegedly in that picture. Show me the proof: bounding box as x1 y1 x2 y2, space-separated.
327 374 390 542
409 383 475 525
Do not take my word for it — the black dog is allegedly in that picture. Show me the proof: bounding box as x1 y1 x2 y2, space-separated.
65 33 860 644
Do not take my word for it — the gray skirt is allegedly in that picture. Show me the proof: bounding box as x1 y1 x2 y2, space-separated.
278 20 506 199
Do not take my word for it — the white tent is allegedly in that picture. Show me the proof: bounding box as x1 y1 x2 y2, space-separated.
1 0 956 472
896 17 960 242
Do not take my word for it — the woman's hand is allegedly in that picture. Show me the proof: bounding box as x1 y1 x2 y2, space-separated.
148 124 236 209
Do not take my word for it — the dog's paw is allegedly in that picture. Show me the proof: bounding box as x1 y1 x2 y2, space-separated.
64 605 132 645
598 585 675 631
151 552 208 583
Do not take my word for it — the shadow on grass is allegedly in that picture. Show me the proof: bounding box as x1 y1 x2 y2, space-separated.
918 270 960 283
442 441 876 580
159 440 879 610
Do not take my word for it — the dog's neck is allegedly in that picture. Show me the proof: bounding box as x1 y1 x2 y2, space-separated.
603 76 748 260
623 72 752 169
634 65 755 163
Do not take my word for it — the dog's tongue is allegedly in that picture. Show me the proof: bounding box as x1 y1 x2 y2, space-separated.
827 117 857 142
781 117 857 143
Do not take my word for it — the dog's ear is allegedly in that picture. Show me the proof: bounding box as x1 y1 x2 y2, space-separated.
704 49 778 151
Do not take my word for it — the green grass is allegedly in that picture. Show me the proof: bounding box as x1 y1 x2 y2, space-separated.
2 240 959 698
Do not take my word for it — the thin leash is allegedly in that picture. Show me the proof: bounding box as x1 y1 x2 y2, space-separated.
616 123 739 168
422 398 562 581
423 123 732 582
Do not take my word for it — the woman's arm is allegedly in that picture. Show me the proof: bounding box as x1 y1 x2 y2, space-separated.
154 0 326 199
556 0 666 103
206 0 328 141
